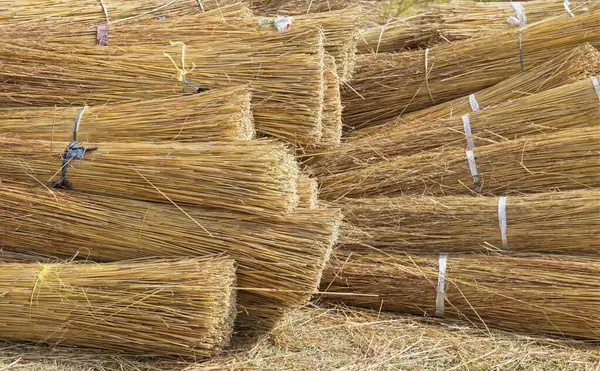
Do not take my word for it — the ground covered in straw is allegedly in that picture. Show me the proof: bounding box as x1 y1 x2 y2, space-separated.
1 305 598 370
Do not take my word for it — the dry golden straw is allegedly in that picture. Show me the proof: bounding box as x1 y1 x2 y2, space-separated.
0 137 299 216
321 54 343 145
0 185 341 332
0 256 236 357
342 11 600 130
0 86 253 142
321 250 600 340
339 190 600 255
319 127 600 199
246 0 368 15
311 74 600 174
298 174 319 209
357 16 436 54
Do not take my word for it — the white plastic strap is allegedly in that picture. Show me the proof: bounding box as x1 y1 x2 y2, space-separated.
273 16 293 32
435 254 448 317
465 148 481 191
508 2 527 26
196 0 204 12
462 114 475 149
592 77 600 102
469 93 479 112
564 0 575 17
498 196 509 250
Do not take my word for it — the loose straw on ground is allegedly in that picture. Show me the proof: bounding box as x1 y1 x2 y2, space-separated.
0 256 236 357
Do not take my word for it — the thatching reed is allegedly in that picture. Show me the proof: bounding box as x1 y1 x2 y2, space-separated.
311 75 600 174
0 256 236 357
342 11 600 130
0 86 253 143
319 127 600 199
424 0 599 42
0 33 325 145
298 174 319 209
247 0 367 15
352 43 600 138
321 250 600 340
0 137 299 216
339 190 600 255
357 16 436 54
0 185 341 333
321 54 343 145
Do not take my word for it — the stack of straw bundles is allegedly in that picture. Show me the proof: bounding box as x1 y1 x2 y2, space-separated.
0 138 299 216
319 127 600 199
342 11 600 130
0 185 341 332
0 35 325 145
0 257 236 357
339 190 600 255
321 251 600 340
424 0 599 42
311 75 600 174
352 43 600 139
0 86 254 142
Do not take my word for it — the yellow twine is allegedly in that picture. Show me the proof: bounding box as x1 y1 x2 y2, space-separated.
29 264 52 326
163 41 196 83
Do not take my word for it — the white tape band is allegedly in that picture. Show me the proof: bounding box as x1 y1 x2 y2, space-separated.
508 2 527 26
592 77 600 102
462 114 475 149
564 0 575 17
196 0 205 12
465 148 481 191
435 254 448 317
498 196 509 250
469 93 479 112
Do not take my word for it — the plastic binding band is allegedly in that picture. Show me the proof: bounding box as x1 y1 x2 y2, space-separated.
564 0 575 17
508 2 527 26
196 0 205 12
498 196 509 250
465 148 481 191
435 254 448 317
462 114 475 149
592 77 600 102
469 93 479 112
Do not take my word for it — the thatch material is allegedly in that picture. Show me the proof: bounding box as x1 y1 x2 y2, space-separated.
339 190 600 255
0 86 254 142
321 54 343 145
0 256 236 357
247 0 367 15
0 33 325 145
298 174 319 209
0 137 299 216
321 250 600 340
424 0 599 42
357 16 436 54
319 127 600 199
0 185 341 333
311 74 600 174
342 11 600 130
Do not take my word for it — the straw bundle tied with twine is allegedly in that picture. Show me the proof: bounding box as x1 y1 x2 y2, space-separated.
319 127 600 199
342 11 600 130
0 256 237 358
0 33 325 145
310 74 600 174
321 251 600 340
0 185 341 333
352 43 600 139
0 137 299 216
0 86 254 142
339 190 600 255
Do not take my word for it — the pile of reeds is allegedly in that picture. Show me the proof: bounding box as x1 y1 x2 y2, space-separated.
0 137 299 216
357 16 436 54
0 86 254 142
319 127 600 199
321 250 600 340
310 74 600 174
342 11 600 130
0 34 325 145
339 190 600 254
0 256 236 357
0 185 341 332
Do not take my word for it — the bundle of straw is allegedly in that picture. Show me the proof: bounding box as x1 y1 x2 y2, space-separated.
298 174 319 209
0 257 236 357
0 137 299 216
0 86 253 143
357 17 436 54
424 0 599 42
0 185 341 332
339 190 600 254
247 0 367 15
352 43 600 138
0 34 325 144
321 54 343 145
319 127 600 199
321 251 600 340
311 75 600 174
342 11 600 130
